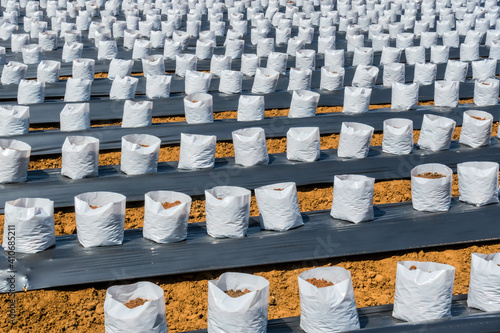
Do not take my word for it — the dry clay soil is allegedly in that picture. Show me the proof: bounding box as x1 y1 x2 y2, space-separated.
2 103 500 332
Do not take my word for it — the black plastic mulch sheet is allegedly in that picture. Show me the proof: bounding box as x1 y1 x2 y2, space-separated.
4 80 479 125
185 296 500 333
1 140 500 211
3 198 500 292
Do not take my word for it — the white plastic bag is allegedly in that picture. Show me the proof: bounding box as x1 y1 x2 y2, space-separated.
75 191 126 247
122 100 152 128
175 54 197 77
418 114 456 151
178 133 216 170
288 90 320 118
108 59 134 80
461 42 480 62
382 118 413 155
391 82 418 111
232 127 269 166
11 34 29 53
185 70 212 95
0 139 31 183
414 62 437 85
430 45 449 64
184 93 213 124
434 81 459 107
211 55 232 77
17 79 44 105
205 186 251 238
380 46 402 65
331 174 374 223
256 37 274 57
219 70 243 94
1 61 27 85
207 272 269 332
383 63 405 87
62 42 83 62
411 163 453 212
241 54 260 77
337 122 374 159
445 60 468 83
163 39 182 60
266 52 288 75
472 59 497 81
64 78 92 102
225 38 244 59
37 60 60 83
459 110 493 148
255 182 303 231
121 134 161 175
2 198 55 253
196 38 215 60
252 68 280 94
237 95 265 122
104 282 168 333
146 75 171 99
296 49 316 69
143 190 192 243
343 87 371 114
458 162 499 206
132 39 151 60
110 76 138 100
405 46 425 65
287 127 320 162
287 36 305 56
352 47 374 67
60 103 90 131
474 79 500 106
61 136 99 179
298 267 360 333
393 261 455 322
21 44 42 64
97 40 118 60
320 66 344 91
142 55 165 77
0 105 29 136
352 65 379 87
468 253 500 312
324 49 344 68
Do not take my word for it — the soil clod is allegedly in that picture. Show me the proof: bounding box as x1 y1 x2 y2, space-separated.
306 278 334 288
162 200 182 209
225 289 252 297
415 172 446 179
124 298 149 309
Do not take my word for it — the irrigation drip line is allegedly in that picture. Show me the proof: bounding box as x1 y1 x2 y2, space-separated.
0 61 494 100
2 139 500 211
3 198 500 292
185 296 500 333
2 80 479 125
12 103 499 156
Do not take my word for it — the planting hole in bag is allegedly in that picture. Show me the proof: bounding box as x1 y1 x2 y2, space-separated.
75 191 126 247
2 197 55 253
288 90 320 118
178 133 216 170
232 127 269 166
468 253 500 312
287 127 320 162
0 139 31 183
109 75 138 100
411 163 453 212
60 103 90 131
104 281 168 333
434 81 459 108
184 93 213 124
121 134 161 175
255 182 303 231
459 110 493 148
298 267 360 333
343 87 372 114
205 187 251 238
208 272 269 331
474 79 500 106
143 190 192 243
331 174 375 223
146 75 171 99
391 82 418 111
393 261 455 322
337 122 374 159
61 136 99 180
417 114 456 151
382 118 413 155
458 162 499 207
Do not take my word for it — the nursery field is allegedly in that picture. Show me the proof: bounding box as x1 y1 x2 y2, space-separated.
4 0 500 331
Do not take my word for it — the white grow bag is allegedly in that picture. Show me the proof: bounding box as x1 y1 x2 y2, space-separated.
468 253 500 312
331 174 375 223
61 136 99 179
120 134 161 175
457 161 499 206
411 163 453 212
286 127 320 162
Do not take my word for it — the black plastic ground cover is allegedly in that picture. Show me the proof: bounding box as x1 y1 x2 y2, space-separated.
3 197 500 292
13 103 499 156
2 139 500 211
0 61 493 100
4 80 478 124
184 296 500 333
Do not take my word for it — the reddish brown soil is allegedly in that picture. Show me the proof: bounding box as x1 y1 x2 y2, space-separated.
123 298 149 309
306 278 334 288
409 265 417 270
274 188 284 191
162 201 181 209
89 205 100 209
225 289 252 297
139 144 150 148
415 172 446 179
470 116 486 121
